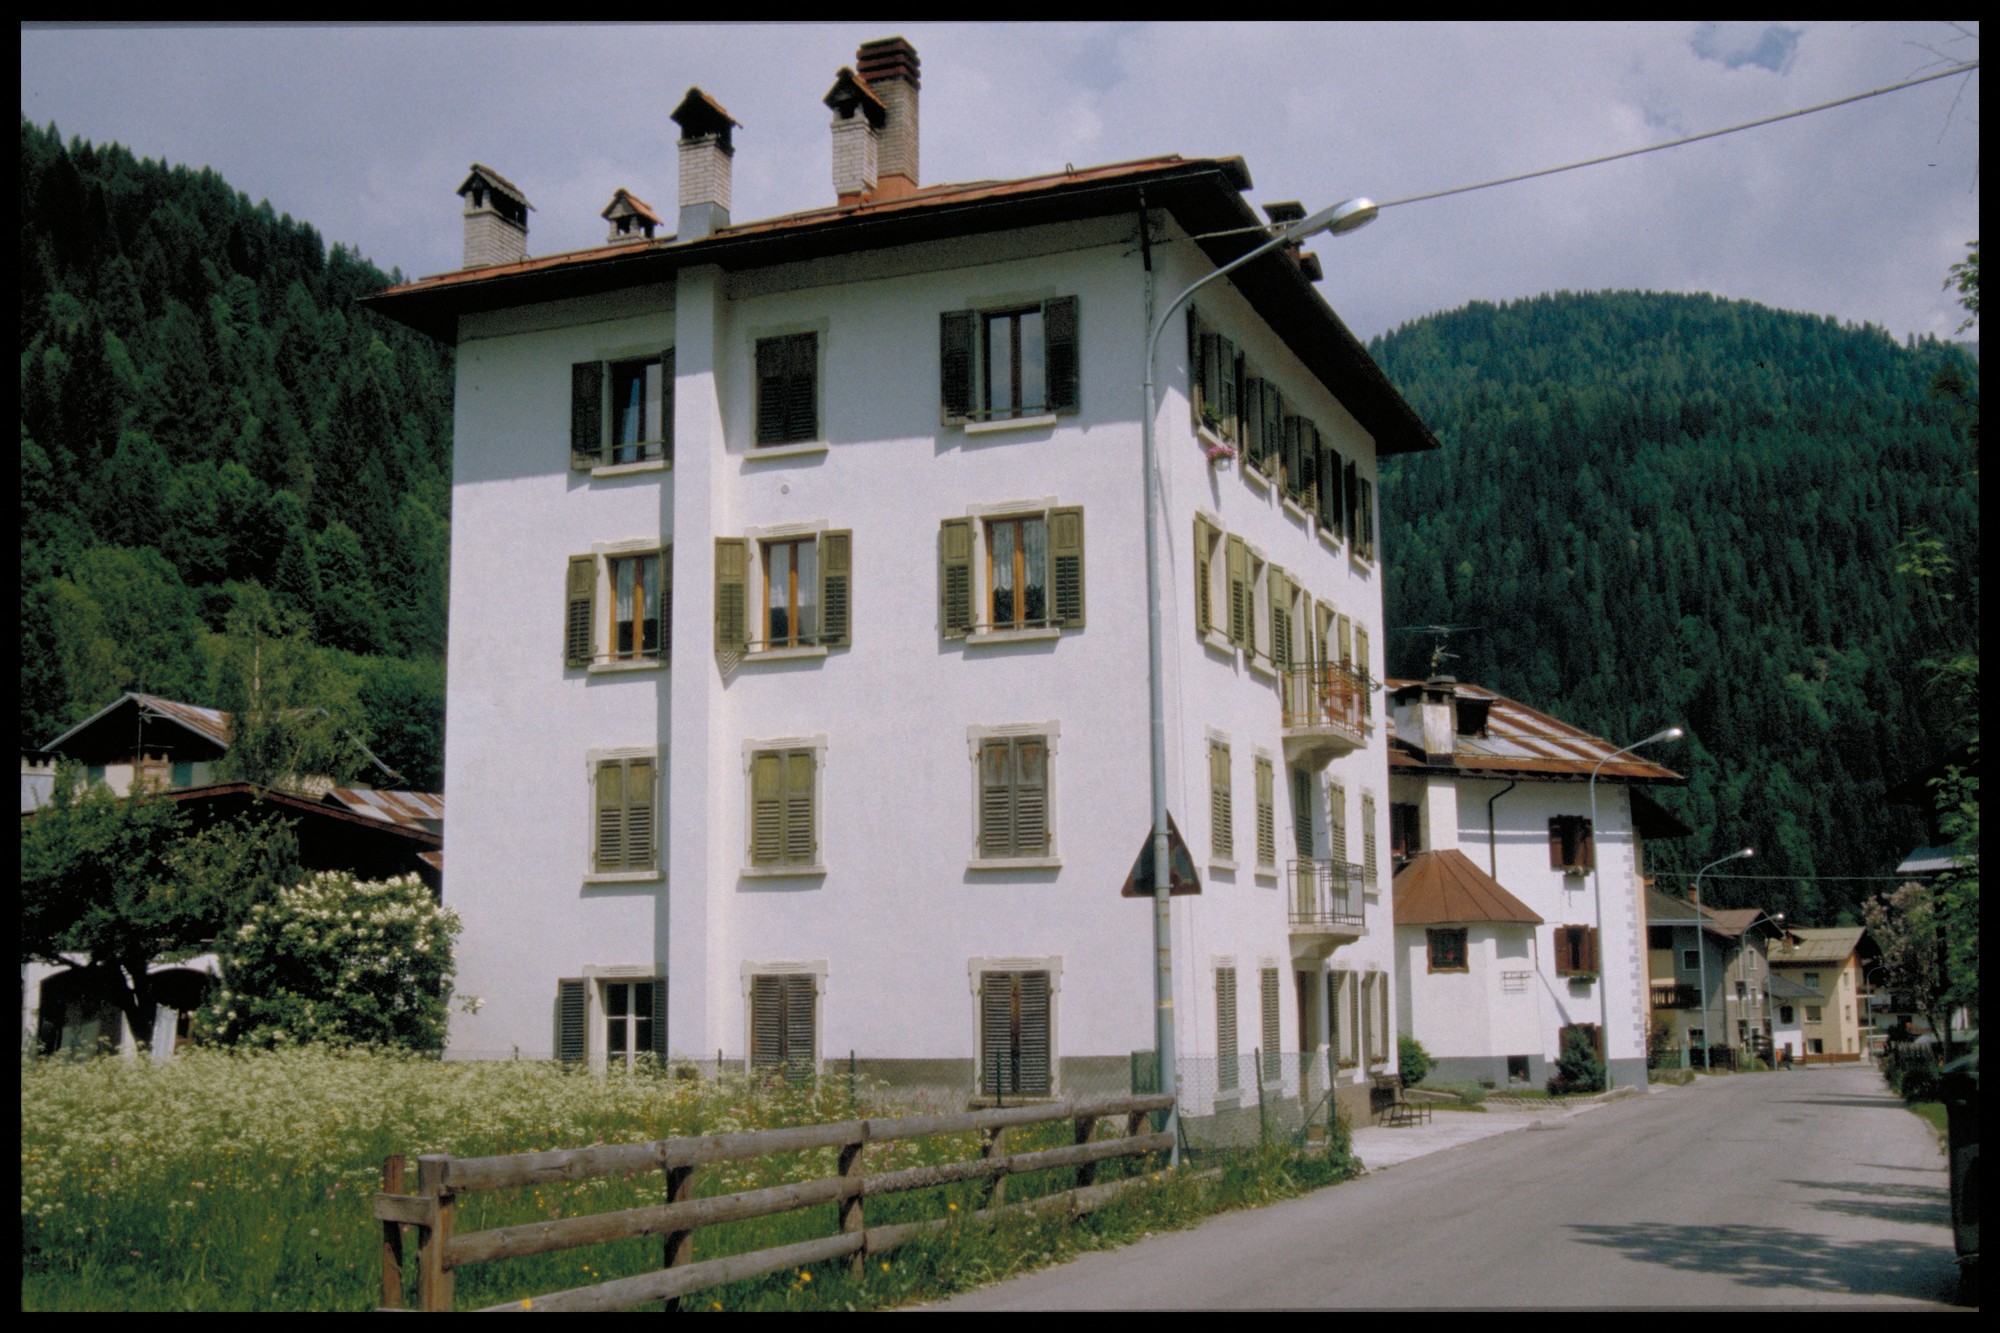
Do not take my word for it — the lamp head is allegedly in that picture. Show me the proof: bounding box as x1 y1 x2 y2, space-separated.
1297 197 1378 240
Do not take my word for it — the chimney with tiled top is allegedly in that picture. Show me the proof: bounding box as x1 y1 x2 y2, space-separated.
672 88 740 241
457 165 532 269
1421 676 1458 762
854 37 919 199
601 188 661 245
824 66 886 204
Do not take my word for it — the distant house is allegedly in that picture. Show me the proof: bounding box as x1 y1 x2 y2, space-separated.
1387 677 1690 1089
1764 925 1876 1059
1642 890 1789 1066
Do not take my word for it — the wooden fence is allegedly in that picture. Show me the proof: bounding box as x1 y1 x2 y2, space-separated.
375 1091 1174 1312
1797 1051 1864 1066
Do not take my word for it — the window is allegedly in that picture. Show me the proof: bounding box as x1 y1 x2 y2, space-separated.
1802 971 1821 991
755 332 818 446
1389 802 1421 864
1185 308 1241 443
1548 816 1595 873
1428 928 1469 972
1292 767 1316 860
1682 949 1700 972
980 970 1052 1096
939 508 1084 637
565 546 671 668
976 732 1051 861
1209 739 1233 863
571 351 673 469
1805 1006 1823 1023
1352 473 1376 561
1779 1005 1795 1025
1648 926 1673 950
714 531 852 653
1216 966 1239 1094
747 746 820 872
1243 375 1283 478
592 754 657 875
1261 965 1282 1082
1314 425 1343 537
556 976 666 1068
750 973 817 1079
941 297 1079 423
1372 973 1390 1065
1555 925 1600 976
1361 791 1378 887
1254 755 1276 870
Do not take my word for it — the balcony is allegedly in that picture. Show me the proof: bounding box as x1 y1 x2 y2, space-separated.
1280 662 1368 767
1651 982 1702 1011
1288 858 1365 959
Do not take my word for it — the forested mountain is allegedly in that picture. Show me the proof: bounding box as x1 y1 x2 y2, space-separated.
19 120 453 789
1374 291 1979 926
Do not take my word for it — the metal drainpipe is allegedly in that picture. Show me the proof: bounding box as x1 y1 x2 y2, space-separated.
1486 779 1518 879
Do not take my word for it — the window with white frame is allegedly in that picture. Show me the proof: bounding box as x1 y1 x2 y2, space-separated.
940 296 1079 423
938 505 1084 638
969 724 1058 864
556 973 666 1068
978 967 1054 1097
747 968 820 1080
565 545 671 669
714 529 852 654
571 350 673 470
744 738 825 874
589 749 658 878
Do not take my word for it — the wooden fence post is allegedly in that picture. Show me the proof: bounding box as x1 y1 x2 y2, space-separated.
838 1135 866 1280
1073 1114 1099 1189
415 1154 455 1312
380 1154 406 1309
983 1126 1008 1207
661 1165 695 1312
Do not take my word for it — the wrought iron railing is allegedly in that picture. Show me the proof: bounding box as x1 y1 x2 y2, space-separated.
1288 859 1365 931
1651 982 1702 1011
1280 661 1368 734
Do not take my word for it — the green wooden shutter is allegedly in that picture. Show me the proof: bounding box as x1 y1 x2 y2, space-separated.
785 333 817 442
557 979 587 1063
1217 967 1238 1092
595 759 626 871
566 555 596 667
651 976 668 1061
571 361 603 468
627 758 656 869
751 752 783 865
980 971 1051 1096
940 310 974 423
1317 431 1340 535
1281 416 1301 501
1327 780 1348 863
1269 566 1292 669
1261 966 1281 1081
785 975 816 1077
1015 736 1048 855
1049 506 1084 629
939 518 973 639
784 750 815 866
1185 308 1205 428
1044 296 1079 414
1360 971 1375 1066
1326 972 1341 1066
1210 740 1232 860
1357 476 1375 559
715 538 747 652
1226 535 1250 648
1263 386 1285 476
751 975 782 1067
1018 972 1051 1094
1216 335 1238 440
1256 756 1275 868
1194 514 1215 635
1362 791 1378 886
1292 766 1314 860
1344 458 1360 543
979 739 1012 858
659 348 676 465
1355 626 1372 718
819 530 852 647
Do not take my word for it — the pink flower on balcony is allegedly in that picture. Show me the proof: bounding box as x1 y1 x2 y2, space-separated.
1204 441 1237 465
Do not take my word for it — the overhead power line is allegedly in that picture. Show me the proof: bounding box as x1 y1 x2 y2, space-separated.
1379 60 1980 212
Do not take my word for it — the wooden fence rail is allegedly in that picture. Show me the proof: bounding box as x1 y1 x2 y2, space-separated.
375 1091 1174 1312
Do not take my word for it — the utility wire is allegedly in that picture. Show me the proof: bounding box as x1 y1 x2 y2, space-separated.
1377 60 1980 212
1649 872 1952 882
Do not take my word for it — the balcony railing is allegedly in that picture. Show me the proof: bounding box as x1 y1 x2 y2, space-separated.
1651 982 1702 1011
1279 662 1368 766
1288 859 1365 948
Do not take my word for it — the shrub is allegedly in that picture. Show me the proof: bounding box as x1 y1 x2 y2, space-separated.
1887 1046 1942 1101
1397 1035 1431 1089
1546 1029 1606 1095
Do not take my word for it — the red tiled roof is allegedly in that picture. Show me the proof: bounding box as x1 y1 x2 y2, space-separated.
1386 679 1683 783
602 188 662 224
1393 849 1545 926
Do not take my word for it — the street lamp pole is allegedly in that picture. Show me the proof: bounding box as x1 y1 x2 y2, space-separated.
1740 911 1785 1066
1140 197 1378 1157
1692 848 1754 1069
1588 726 1681 1089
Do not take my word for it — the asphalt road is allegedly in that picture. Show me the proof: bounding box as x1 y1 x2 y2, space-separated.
932 1067 1967 1309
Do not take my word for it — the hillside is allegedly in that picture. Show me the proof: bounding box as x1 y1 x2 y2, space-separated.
1373 290 1979 925
19 120 452 788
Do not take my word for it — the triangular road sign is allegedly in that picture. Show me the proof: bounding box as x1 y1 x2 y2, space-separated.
1121 812 1202 897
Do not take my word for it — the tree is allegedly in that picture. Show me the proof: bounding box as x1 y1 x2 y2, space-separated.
1945 240 1978 333
1863 882 1955 1061
205 871 460 1050
210 587 369 791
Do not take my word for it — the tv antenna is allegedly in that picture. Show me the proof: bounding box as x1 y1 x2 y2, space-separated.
1393 624 1481 677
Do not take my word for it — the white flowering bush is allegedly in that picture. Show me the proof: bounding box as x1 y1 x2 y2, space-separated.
206 872 460 1050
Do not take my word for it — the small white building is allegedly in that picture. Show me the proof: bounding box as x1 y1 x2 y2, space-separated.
1387 678 1689 1089
364 37 1444 1119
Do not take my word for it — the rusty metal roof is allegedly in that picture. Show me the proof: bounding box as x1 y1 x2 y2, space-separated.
44 691 233 754
1392 849 1545 926
325 787 444 828
1385 680 1683 784
1768 926 1869 967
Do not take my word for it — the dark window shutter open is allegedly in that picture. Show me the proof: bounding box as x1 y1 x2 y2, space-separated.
756 333 817 445
1044 296 1079 414
571 361 604 468
1344 458 1361 542
751 975 782 1067
1194 514 1215 635
785 975 815 1076
714 538 747 652
1270 565 1292 668
939 518 974 638
651 976 668 1060
940 310 974 423
1049 506 1084 628
1186 308 1206 428
819 530 852 647
566 555 596 667
1217 968 1239 1092
1018 972 1051 1094
659 348 676 465
1317 431 1340 535
1358 476 1374 558
557 979 587 1063
1226 535 1250 648
1261 966 1281 1081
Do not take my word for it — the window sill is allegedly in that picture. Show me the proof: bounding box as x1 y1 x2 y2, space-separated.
967 856 1063 872
1281 497 1314 524
584 870 663 885
1317 527 1344 555
588 658 665 674
1209 858 1239 874
1196 423 1242 456
966 626 1062 647
591 458 669 478
742 864 828 879
1254 865 1277 882
1202 630 1237 657
742 645 830 663
746 440 828 461
1247 655 1278 683
1241 463 1275 493
1350 549 1376 571
962 412 1058 436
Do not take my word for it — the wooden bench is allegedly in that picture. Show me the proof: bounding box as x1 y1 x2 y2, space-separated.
1371 1075 1431 1127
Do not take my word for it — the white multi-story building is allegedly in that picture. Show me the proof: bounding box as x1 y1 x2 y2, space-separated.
367 38 1440 1119
1386 677 1689 1089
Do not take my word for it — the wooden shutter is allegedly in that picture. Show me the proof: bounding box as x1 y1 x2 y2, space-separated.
1256 756 1275 868
626 758 656 869
1262 385 1285 475
751 975 782 1068
1355 627 1371 718
1357 476 1375 558
784 750 815 866
1360 971 1375 1066
1361 791 1378 886
940 310 974 423
1217 967 1239 1093
595 759 625 871
1292 766 1314 860
1549 818 1566 869
1281 416 1301 500
979 740 1012 858
1344 458 1360 543
1014 737 1049 855
982 971 1051 1096
1261 966 1281 1081
1210 740 1232 860
571 361 603 468
785 975 815 1075
819 530 852 647
756 333 816 445
1049 506 1084 629
1216 335 1238 440
1226 535 1250 648
557 979 587 1063
651 977 668 1061
1327 780 1348 863
714 538 747 652
1580 818 1595 871
1269 566 1292 669
982 737 1049 857
1044 296 1079 414
566 555 596 667
1317 431 1340 535
1585 928 1600 973
659 348 676 465
1185 308 1206 427
1194 514 1216 635
659 544 673 661
939 518 973 639
1374 974 1390 1059
751 752 783 865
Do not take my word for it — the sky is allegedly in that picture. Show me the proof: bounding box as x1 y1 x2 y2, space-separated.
20 21 1981 343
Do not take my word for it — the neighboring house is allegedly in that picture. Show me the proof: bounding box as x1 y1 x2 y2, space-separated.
1764 925 1875 1059
22 749 57 813
1386 677 1689 1089
361 36 1441 1119
1642 890 1787 1065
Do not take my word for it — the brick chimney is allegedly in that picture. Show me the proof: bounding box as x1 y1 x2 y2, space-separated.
671 88 740 241
824 67 886 205
854 38 919 199
1420 676 1458 762
457 165 531 269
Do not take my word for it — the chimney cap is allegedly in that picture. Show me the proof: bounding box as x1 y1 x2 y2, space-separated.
824 66 888 128
601 188 662 225
457 164 534 211
1262 200 1306 225
855 36 919 86
672 87 741 147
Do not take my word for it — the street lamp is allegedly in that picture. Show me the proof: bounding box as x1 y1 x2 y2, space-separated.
1693 847 1754 1069
1588 726 1682 1088
1139 197 1379 1159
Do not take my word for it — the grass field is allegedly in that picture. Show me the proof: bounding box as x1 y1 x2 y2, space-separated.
22 1047 1352 1311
